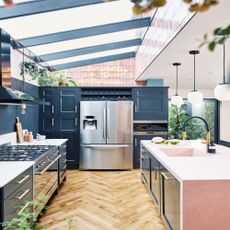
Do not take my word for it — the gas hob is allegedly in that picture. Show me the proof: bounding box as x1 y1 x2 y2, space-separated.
0 144 57 162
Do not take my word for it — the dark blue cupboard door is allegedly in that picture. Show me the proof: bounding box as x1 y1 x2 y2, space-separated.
132 87 168 121
40 88 57 116
57 88 79 132
60 132 79 169
133 135 154 169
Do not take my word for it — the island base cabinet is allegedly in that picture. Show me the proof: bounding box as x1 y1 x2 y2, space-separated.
183 180 230 230
161 169 180 230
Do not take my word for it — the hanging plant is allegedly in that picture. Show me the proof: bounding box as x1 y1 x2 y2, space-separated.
20 62 76 87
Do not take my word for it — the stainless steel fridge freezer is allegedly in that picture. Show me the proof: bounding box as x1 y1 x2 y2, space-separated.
80 101 133 170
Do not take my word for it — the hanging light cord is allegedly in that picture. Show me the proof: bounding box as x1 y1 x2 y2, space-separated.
176 65 179 95
193 53 196 91
22 47 25 92
223 42 226 84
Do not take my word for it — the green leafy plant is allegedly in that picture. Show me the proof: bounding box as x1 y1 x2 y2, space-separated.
200 25 230 51
3 195 48 230
20 62 76 87
168 103 206 140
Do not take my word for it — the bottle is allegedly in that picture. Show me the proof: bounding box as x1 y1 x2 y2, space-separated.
24 131 29 142
27 131 34 142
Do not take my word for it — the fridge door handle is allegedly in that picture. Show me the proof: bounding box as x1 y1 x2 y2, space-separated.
107 108 110 139
103 108 106 139
83 144 129 148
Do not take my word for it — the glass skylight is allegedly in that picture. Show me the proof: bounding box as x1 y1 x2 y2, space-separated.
27 29 141 56
0 0 138 38
0 0 151 70
46 47 136 67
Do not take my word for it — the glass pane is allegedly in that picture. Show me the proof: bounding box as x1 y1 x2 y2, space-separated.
26 29 141 56
47 47 136 66
0 0 141 38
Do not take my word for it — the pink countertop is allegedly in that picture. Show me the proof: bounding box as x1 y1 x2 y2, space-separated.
141 140 230 181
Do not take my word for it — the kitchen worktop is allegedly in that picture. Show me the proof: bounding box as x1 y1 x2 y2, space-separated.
16 139 68 146
0 161 34 187
141 140 230 181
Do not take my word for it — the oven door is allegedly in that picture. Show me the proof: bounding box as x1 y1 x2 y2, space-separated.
34 154 60 215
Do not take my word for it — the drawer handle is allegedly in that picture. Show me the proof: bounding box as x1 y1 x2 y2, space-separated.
161 172 174 181
16 175 30 184
18 202 31 215
16 189 30 200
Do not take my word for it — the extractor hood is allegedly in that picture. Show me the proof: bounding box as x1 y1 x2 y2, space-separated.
0 28 49 106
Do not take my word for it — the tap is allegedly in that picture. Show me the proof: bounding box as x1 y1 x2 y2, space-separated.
182 116 216 153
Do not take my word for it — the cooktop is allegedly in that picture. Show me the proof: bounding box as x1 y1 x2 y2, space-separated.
0 144 57 161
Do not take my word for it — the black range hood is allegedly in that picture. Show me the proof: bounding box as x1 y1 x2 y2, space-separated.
0 28 49 106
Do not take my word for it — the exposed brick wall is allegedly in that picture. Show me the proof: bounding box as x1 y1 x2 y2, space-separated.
65 58 145 86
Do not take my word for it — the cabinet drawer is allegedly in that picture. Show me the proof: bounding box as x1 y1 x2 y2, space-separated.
2 167 33 200
3 177 33 217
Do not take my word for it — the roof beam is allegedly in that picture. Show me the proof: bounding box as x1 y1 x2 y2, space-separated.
38 39 141 62
52 52 135 71
0 0 116 20
16 17 151 48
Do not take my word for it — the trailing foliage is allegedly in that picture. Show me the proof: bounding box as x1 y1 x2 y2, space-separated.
20 62 76 87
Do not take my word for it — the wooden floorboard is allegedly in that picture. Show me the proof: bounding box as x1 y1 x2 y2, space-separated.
38 170 166 230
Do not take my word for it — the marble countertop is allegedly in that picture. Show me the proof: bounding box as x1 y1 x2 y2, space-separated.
16 139 68 146
0 161 34 188
141 140 230 182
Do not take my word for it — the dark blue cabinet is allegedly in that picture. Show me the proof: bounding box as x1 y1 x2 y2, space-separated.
133 135 154 169
39 87 80 169
132 87 168 121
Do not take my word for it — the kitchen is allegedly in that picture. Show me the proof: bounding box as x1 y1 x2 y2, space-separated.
0 0 230 229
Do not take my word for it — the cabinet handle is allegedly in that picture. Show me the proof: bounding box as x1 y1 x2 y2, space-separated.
155 170 157 180
75 105 78 113
135 138 137 147
16 189 30 200
63 165 67 170
62 159 67 163
62 152 67 156
161 172 174 180
52 118 55 126
16 175 30 184
134 104 137 112
52 105 54 114
75 118 78 126
18 202 31 215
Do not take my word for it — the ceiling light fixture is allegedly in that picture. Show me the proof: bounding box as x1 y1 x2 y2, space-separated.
187 50 203 105
214 40 230 101
171 62 183 107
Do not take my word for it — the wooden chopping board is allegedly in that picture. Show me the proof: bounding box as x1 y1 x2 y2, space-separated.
16 116 23 143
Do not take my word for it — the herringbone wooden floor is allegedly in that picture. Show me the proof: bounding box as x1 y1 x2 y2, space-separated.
38 170 166 230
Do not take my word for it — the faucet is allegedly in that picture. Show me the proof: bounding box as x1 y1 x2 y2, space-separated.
182 116 216 153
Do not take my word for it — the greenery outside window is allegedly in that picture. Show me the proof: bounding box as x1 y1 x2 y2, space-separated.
169 99 218 142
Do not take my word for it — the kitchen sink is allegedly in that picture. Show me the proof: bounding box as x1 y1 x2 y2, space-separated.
159 148 208 157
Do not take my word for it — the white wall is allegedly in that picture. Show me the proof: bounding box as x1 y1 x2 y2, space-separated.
220 101 230 143
169 88 214 98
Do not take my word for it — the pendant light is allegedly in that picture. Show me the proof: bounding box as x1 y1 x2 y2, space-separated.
171 62 183 107
214 40 230 101
187 50 203 105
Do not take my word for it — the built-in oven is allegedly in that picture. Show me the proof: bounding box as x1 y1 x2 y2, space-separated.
59 143 67 185
133 120 168 137
34 147 59 217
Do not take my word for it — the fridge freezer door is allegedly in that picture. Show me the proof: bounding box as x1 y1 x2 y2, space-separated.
80 101 106 144
80 144 133 170
107 101 133 144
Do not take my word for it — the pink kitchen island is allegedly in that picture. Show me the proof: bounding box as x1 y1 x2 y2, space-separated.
141 140 230 230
